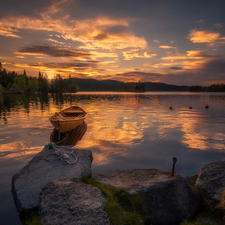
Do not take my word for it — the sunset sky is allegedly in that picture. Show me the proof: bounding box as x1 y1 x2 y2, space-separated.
0 0 225 85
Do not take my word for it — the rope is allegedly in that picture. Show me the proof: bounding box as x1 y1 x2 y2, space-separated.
46 108 78 165
44 143 77 165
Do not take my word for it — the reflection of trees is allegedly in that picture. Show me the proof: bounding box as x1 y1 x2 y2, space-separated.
0 93 80 122
209 95 225 103
51 93 78 107
38 93 49 111
0 94 49 122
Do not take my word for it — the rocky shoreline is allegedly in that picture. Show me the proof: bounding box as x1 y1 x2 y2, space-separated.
12 145 225 225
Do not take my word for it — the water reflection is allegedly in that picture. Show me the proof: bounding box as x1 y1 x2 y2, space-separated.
50 121 87 146
1 92 225 224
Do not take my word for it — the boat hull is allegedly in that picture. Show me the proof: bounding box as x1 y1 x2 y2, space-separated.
50 121 87 145
49 106 87 133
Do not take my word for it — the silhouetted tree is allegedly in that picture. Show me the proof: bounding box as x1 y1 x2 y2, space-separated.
28 78 39 92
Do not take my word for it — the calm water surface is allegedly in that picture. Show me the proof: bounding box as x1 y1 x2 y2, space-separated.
1 92 225 224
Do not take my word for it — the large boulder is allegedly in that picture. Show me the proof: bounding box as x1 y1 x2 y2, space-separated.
40 177 110 225
12 145 92 215
95 169 202 225
195 161 225 207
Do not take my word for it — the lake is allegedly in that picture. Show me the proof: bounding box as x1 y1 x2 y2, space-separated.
1 92 225 224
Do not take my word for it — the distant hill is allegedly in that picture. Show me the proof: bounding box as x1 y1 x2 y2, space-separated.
71 78 189 92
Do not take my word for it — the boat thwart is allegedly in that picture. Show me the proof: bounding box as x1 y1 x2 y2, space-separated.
49 106 87 133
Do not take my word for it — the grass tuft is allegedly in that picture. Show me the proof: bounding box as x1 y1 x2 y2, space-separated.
21 210 42 225
80 176 145 225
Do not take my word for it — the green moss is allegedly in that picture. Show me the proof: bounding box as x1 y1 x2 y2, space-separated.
22 211 42 225
80 176 145 225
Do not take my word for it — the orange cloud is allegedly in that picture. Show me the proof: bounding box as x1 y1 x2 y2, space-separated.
123 49 156 60
0 13 147 50
144 52 157 58
0 27 22 38
187 29 224 46
161 50 223 61
91 51 118 59
15 45 91 60
159 45 177 49
46 38 65 45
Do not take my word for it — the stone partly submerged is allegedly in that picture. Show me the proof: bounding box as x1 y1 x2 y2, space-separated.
195 161 225 207
12 145 92 215
95 169 202 225
40 177 110 225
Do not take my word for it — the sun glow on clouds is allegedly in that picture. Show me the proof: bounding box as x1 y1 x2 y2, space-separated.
0 27 22 38
0 14 147 50
0 0 225 85
159 45 177 49
123 49 157 60
46 38 65 45
161 50 223 61
0 1 148 79
187 29 225 46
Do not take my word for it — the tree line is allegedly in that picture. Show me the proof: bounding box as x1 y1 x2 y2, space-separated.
0 62 78 93
189 84 225 92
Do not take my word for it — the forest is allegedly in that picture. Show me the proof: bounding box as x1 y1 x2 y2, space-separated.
0 62 78 93
2 62 225 93
189 84 225 92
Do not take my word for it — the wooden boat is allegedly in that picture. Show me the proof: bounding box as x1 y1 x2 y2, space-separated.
49 106 87 133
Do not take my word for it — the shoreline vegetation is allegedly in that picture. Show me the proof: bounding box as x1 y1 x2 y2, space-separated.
1 62 225 93
22 177 225 225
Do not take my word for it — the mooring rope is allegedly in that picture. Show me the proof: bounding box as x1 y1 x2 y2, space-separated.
44 143 77 165
46 110 78 165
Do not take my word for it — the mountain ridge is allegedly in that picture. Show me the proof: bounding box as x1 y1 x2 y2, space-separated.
71 78 189 91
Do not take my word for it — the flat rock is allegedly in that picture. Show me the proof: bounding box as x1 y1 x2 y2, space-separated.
195 161 225 206
12 145 92 215
95 169 202 225
40 177 110 225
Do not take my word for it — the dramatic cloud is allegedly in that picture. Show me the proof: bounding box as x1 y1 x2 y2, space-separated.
15 45 91 59
0 0 225 85
0 11 147 50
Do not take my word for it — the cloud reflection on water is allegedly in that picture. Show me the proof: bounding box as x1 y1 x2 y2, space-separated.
0 93 225 166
